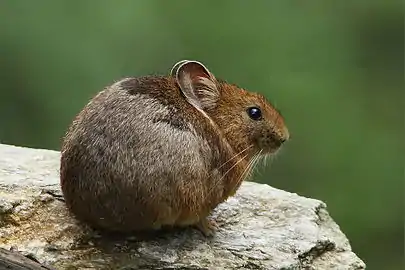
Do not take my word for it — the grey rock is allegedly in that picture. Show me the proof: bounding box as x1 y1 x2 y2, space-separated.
0 143 366 269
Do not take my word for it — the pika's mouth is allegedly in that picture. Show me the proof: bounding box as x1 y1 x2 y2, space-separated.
258 135 286 154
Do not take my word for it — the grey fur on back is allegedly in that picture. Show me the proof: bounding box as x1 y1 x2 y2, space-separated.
60 79 223 231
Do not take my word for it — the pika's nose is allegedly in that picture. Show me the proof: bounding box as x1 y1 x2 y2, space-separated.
275 129 289 146
271 135 285 148
281 127 290 143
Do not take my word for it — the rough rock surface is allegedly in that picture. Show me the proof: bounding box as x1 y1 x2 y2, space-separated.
0 143 366 270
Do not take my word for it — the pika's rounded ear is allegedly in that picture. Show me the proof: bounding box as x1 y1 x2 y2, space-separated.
170 60 190 77
175 60 219 110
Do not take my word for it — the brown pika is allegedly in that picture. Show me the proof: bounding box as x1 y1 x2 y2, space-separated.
60 60 289 236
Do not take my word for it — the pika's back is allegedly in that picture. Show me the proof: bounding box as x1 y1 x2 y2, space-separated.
65 76 216 147
63 76 221 167
60 76 225 231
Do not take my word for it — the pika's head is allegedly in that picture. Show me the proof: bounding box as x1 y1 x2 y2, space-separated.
172 60 289 158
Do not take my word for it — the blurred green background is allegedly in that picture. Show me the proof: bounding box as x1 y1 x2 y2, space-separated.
1 1 403 269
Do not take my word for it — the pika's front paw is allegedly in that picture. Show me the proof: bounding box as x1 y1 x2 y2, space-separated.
195 217 219 237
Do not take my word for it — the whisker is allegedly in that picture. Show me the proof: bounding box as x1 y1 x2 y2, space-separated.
215 145 253 172
257 154 267 171
234 149 263 190
226 153 256 197
251 150 263 177
219 153 249 183
204 152 249 201
239 153 257 181
265 153 277 170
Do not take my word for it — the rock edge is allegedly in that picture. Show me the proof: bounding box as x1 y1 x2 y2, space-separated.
0 144 366 269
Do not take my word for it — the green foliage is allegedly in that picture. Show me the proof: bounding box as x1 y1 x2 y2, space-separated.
0 1 403 269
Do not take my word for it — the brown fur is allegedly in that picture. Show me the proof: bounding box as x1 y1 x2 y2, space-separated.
60 60 289 236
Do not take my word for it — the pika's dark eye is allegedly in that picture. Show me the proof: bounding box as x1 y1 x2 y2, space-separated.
247 106 262 120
